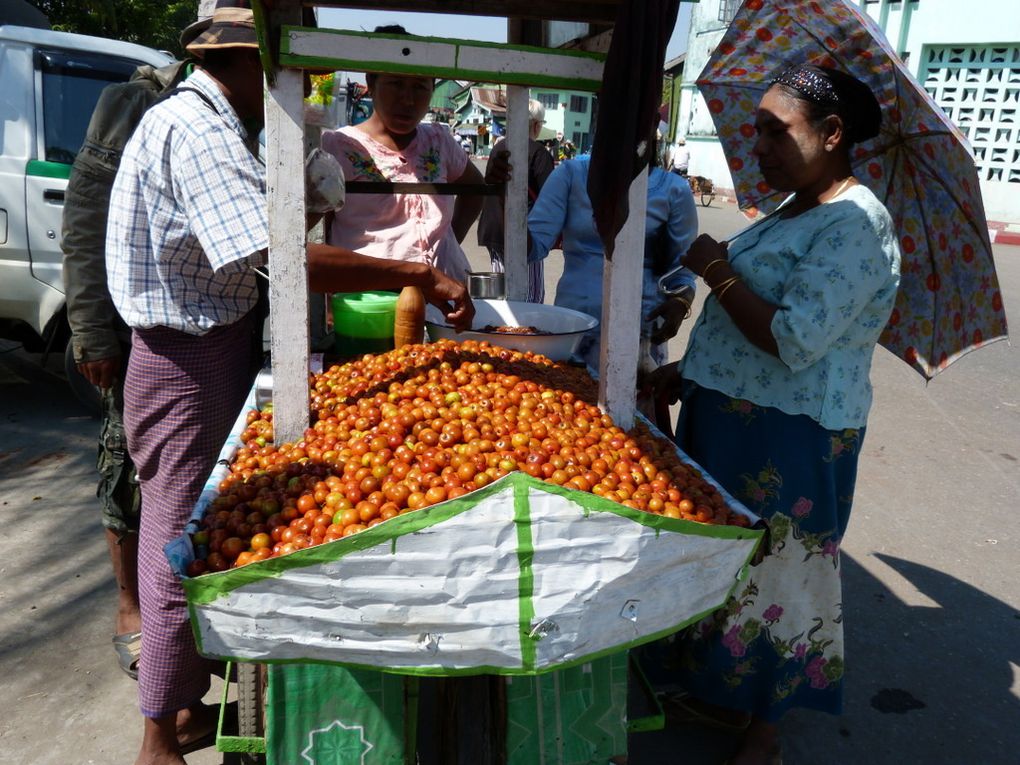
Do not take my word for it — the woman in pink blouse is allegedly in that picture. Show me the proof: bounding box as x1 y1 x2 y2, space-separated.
321 26 485 280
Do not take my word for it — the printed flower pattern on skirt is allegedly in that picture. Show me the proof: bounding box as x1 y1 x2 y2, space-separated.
672 382 864 721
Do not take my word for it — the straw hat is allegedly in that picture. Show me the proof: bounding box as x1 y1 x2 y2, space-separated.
185 0 258 58
179 0 217 49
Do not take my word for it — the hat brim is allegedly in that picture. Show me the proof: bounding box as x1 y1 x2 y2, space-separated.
186 26 259 57
179 17 212 50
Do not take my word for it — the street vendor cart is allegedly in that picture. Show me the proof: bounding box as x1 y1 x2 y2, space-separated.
172 2 766 763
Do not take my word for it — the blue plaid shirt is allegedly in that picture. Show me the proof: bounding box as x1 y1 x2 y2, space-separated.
107 69 268 335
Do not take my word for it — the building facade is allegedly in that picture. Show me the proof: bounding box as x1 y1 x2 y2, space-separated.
531 88 595 153
677 0 1020 222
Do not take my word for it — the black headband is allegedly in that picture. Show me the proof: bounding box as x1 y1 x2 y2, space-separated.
770 66 840 106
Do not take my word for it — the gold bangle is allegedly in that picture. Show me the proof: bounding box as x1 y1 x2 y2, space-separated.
711 275 739 293
673 295 692 320
715 277 742 302
701 258 729 281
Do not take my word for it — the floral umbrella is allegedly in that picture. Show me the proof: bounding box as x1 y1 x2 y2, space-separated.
697 0 1008 379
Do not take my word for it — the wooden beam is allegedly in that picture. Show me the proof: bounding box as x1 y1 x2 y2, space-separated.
344 181 504 195
265 3 309 445
281 27 604 91
503 85 530 301
598 171 648 430
308 0 622 24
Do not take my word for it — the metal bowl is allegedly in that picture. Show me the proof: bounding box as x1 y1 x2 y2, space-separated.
425 299 598 361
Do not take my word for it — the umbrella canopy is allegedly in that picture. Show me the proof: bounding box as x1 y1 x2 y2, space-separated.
697 0 1008 379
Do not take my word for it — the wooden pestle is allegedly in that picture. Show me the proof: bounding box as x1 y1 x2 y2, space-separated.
393 285 426 347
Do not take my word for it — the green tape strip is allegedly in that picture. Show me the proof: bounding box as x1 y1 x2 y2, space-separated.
26 159 70 179
280 53 601 91
250 0 275 87
184 471 763 606
515 476 537 673
520 472 764 542
183 474 517 605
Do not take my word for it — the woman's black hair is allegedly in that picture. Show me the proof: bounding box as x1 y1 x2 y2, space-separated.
366 25 410 89
771 64 882 148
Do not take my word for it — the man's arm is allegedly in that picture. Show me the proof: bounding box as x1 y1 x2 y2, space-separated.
303 243 474 330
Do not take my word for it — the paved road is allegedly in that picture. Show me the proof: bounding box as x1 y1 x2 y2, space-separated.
0 197 1016 764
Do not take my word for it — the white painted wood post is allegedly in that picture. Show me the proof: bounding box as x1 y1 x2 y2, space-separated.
598 171 648 429
503 85 530 301
264 14 309 445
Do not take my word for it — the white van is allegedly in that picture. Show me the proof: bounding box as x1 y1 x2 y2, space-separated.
0 25 170 401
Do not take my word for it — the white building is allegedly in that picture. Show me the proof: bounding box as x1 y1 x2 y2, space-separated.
677 0 1020 222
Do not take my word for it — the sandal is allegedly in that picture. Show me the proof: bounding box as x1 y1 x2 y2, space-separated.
112 631 141 680
660 692 752 732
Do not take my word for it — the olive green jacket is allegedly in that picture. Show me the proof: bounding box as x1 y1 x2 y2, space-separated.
61 61 189 363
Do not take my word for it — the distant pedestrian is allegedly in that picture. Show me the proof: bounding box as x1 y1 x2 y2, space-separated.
477 98 555 302
669 135 690 176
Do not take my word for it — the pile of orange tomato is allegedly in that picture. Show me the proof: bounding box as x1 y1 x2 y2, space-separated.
187 340 747 576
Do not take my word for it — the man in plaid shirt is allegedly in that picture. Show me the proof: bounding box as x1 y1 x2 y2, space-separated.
106 3 472 762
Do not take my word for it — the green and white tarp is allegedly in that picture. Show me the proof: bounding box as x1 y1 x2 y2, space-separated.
181 470 763 675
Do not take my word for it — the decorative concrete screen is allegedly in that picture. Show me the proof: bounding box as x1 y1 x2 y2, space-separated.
921 44 1020 184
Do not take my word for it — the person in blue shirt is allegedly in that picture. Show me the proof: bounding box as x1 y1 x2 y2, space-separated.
649 65 899 764
527 150 699 370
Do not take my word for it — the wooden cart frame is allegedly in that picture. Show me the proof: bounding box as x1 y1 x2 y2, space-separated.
235 1 689 757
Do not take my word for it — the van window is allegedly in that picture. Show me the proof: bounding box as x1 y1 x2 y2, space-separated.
36 48 138 164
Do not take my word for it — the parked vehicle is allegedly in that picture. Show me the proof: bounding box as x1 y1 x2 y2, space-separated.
0 25 171 406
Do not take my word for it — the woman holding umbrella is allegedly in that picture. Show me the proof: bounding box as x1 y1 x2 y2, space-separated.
651 65 899 763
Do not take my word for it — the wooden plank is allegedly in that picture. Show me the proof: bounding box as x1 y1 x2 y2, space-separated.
598 171 648 430
308 0 622 24
503 85 530 301
281 27 604 91
344 181 504 196
265 7 310 446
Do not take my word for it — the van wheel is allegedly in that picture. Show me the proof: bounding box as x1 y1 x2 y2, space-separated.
64 342 102 417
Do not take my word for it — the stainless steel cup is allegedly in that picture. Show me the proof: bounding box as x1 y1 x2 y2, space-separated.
467 271 506 299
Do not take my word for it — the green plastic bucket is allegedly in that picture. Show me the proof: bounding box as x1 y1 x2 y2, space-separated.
332 291 398 358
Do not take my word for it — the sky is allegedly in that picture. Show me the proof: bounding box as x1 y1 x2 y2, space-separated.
317 7 694 77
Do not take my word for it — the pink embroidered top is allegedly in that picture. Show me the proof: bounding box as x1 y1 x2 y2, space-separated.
321 123 471 279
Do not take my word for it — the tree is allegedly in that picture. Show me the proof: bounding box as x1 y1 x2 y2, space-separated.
35 0 198 57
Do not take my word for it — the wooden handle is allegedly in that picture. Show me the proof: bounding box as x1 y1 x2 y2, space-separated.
393 286 426 348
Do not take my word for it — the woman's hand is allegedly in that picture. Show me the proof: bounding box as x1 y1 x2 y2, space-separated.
423 268 475 332
642 361 684 406
682 234 730 280
485 148 512 184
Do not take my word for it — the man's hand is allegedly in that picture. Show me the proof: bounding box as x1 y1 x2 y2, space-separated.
648 288 695 345
423 269 475 332
485 148 512 184
77 356 121 390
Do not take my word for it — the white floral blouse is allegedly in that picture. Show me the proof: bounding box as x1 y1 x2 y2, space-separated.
680 184 901 430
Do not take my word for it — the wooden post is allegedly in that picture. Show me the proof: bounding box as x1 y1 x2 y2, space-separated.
503 85 530 302
598 171 648 429
264 0 308 445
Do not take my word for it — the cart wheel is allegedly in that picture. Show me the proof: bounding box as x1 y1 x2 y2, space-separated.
237 662 266 764
701 193 713 207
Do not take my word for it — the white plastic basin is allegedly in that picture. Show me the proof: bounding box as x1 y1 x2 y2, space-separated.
425 299 598 361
